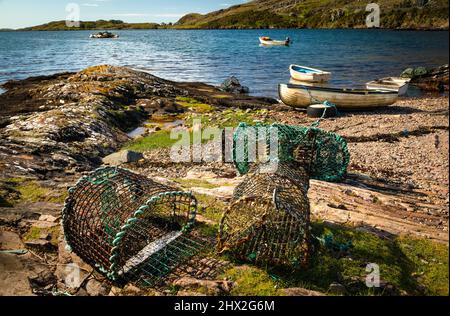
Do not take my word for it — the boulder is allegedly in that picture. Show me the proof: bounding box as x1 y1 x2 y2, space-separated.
102 150 144 166
401 64 449 92
220 76 249 94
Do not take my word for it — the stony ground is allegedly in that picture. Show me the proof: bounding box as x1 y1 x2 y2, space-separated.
0 66 448 296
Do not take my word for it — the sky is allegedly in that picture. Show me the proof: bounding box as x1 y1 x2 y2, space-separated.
0 0 247 29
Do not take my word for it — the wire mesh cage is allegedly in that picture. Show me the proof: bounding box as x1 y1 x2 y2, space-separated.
62 167 198 283
233 123 350 182
218 162 311 267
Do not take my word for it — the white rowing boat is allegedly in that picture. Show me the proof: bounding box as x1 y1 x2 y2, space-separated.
366 77 410 96
279 83 398 109
289 65 331 83
259 36 290 46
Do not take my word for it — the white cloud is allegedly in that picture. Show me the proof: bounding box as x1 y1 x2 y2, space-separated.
82 3 100 7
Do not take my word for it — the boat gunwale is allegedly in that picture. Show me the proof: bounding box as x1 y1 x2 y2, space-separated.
289 64 331 75
283 83 399 95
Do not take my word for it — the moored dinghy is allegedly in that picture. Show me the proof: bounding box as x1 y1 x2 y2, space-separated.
290 65 331 83
279 83 398 109
366 77 411 96
259 36 290 46
90 31 119 39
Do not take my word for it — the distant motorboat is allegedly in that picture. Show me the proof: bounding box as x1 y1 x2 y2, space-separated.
259 36 290 46
279 83 398 109
366 77 411 96
90 31 119 39
289 65 331 83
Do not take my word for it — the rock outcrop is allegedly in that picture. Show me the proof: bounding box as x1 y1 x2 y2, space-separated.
402 64 449 92
220 76 249 94
0 65 276 179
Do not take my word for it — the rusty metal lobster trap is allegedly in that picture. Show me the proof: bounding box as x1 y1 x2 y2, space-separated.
218 123 350 267
62 167 201 285
218 162 311 267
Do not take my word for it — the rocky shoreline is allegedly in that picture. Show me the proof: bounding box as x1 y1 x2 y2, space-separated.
0 65 448 296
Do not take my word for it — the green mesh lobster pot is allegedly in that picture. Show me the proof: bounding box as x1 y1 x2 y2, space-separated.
218 162 311 267
233 123 350 182
62 167 197 282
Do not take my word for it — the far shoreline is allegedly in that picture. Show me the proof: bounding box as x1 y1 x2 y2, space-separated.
1 27 449 32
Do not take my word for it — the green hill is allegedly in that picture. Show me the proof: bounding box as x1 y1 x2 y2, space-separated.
174 0 449 29
20 20 160 31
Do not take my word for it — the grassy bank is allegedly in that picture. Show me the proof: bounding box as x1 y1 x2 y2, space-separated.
174 0 449 30
185 185 449 296
123 103 273 152
197 222 449 296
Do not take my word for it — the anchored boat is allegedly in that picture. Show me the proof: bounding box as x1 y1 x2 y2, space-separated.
279 83 398 109
366 77 411 96
90 31 119 39
259 36 290 46
290 65 331 83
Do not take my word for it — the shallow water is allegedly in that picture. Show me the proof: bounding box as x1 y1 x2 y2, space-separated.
127 126 148 139
0 29 448 97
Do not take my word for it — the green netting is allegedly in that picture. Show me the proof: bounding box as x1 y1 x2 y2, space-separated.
62 167 199 283
218 162 311 267
233 123 350 182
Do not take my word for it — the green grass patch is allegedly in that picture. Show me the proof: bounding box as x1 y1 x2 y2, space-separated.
23 225 60 247
211 221 448 296
176 96 215 113
172 178 220 190
124 125 214 152
398 236 449 295
124 130 179 152
0 178 67 206
212 94 232 99
196 194 227 223
196 222 220 239
260 222 449 296
223 266 280 296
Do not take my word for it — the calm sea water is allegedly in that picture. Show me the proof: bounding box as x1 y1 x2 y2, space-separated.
0 29 448 97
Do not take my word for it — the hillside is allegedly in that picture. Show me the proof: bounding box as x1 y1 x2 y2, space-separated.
20 20 160 31
175 0 449 29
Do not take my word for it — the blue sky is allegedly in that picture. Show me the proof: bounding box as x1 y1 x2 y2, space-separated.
0 0 247 29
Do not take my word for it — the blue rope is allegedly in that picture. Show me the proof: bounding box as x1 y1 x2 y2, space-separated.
311 101 338 128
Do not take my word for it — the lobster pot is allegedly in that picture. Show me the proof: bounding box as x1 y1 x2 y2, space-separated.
218 162 311 267
233 123 350 182
62 167 197 281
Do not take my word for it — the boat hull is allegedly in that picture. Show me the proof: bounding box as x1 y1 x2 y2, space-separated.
279 84 398 109
259 37 289 46
289 65 331 83
366 77 410 96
